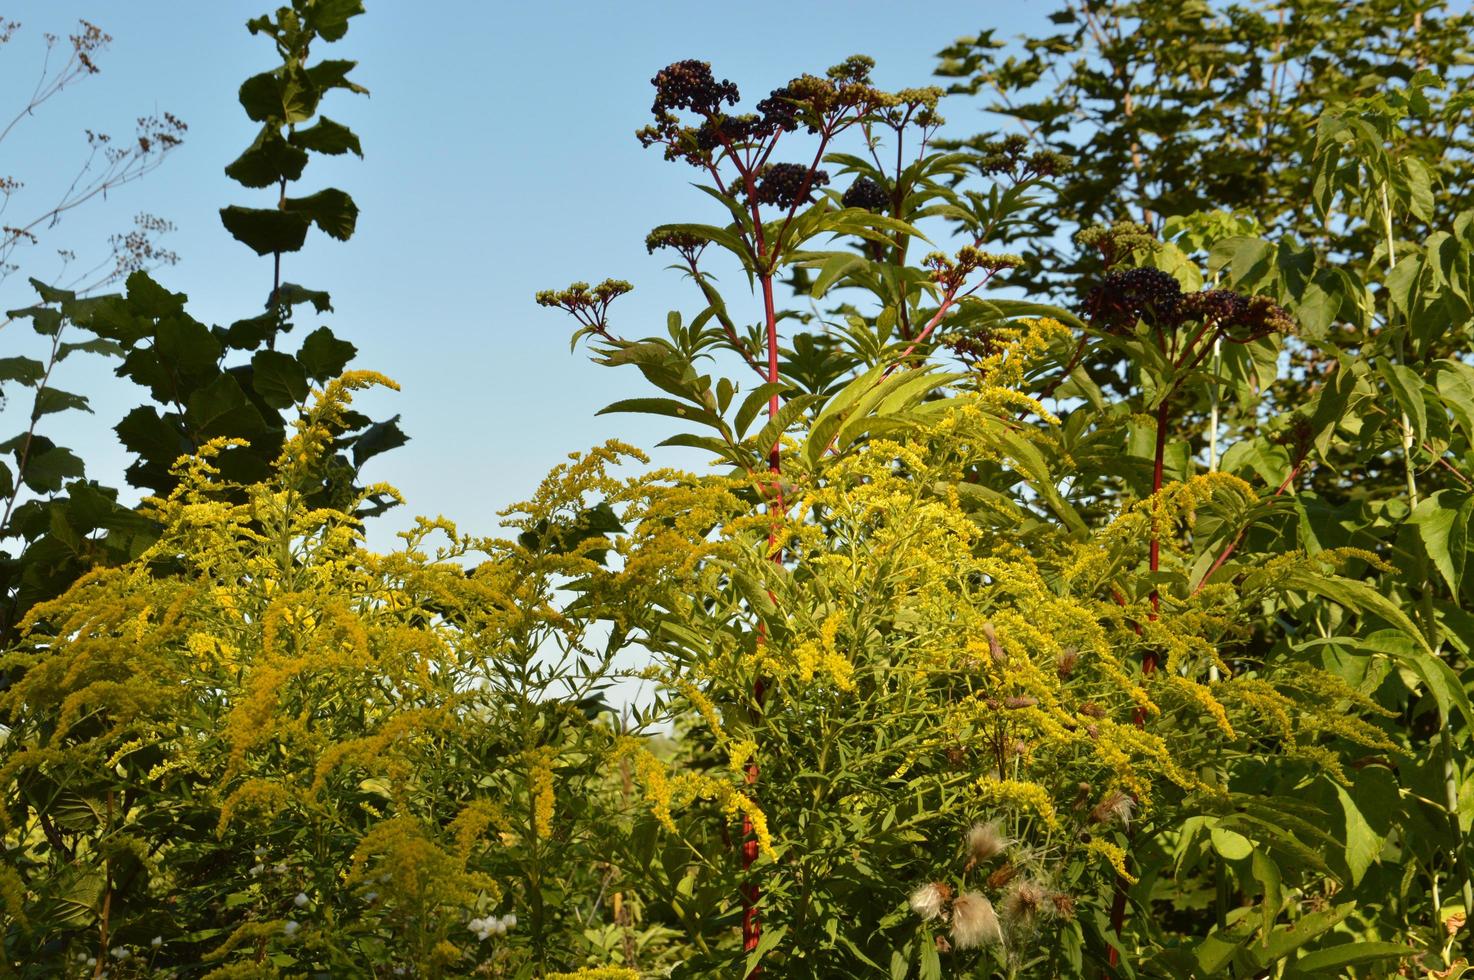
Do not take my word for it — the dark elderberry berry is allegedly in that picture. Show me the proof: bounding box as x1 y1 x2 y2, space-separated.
842 176 889 211
1080 267 1184 333
650 60 739 117
755 163 828 209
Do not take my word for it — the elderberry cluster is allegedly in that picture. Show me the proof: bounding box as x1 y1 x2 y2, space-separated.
650 60 739 118
841 176 889 212
755 163 829 210
1081 268 1294 341
636 57 888 169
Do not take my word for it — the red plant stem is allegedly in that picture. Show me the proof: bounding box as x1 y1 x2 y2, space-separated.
741 271 784 973
1108 397 1172 972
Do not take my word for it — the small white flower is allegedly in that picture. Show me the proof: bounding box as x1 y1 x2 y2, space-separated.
283 920 300 937
294 892 309 907
364 890 378 902
253 845 266 857
110 947 131 960
249 863 265 877
151 936 163 948
86 956 97 966
491 919 507 937
273 863 288 874
393 969 407 977
501 913 517 930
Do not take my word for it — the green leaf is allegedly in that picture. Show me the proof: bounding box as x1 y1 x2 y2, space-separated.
21 445 85 493
116 406 189 467
734 383 787 439
224 125 308 188
289 116 362 156
275 282 333 313
305 59 368 96
250 350 309 409
1408 489 1470 594
0 356 45 386
1377 359 1427 445
810 253 865 299
1437 358 1474 440
1251 850 1281 940
284 187 359 241
1209 825 1253 860
648 222 753 266
238 66 319 125
1334 783 1379 886
185 373 271 441
298 327 356 381
1292 941 1410 973
597 397 720 429
219 205 311 256
1277 569 1429 652
31 387 91 419
1254 902 1356 967
351 415 408 468
304 0 365 41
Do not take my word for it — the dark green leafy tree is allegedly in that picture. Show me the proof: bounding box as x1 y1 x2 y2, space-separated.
0 0 403 643
935 0 1474 293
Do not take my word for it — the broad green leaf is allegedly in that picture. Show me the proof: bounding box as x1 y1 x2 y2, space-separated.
1408 490 1470 593
284 187 359 241
289 116 363 157
1334 783 1379 885
250 350 310 409
1254 902 1356 967
224 124 308 188
351 415 408 468
1292 941 1410 973
1277 569 1429 652
0 356 45 387
220 205 311 256
1376 359 1427 445
298 327 357 380
734 383 787 439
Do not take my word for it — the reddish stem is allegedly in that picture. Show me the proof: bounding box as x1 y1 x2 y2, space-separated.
1193 461 1303 594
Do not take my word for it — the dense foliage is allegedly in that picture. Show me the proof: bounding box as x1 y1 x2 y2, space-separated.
2 2 1472 978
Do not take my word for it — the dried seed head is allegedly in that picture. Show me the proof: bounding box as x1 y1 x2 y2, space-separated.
1056 646 1080 678
1004 695 1037 710
965 821 1011 864
1001 879 1049 929
1051 892 1077 920
1090 790 1135 829
986 862 1018 891
981 621 1006 667
949 891 1003 949
908 881 952 921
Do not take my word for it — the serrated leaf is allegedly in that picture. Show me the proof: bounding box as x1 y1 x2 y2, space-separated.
220 205 311 256
289 116 362 156
224 124 309 188
250 350 309 409
0 356 45 386
284 187 358 241
298 327 356 380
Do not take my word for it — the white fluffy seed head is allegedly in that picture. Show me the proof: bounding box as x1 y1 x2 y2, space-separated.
950 891 1002 949
908 881 951 921
965 821 1011 863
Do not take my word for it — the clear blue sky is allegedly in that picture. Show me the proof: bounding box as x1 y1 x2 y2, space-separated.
1 1 1051 545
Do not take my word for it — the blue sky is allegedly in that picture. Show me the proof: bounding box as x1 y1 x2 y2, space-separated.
1 1 1051 546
